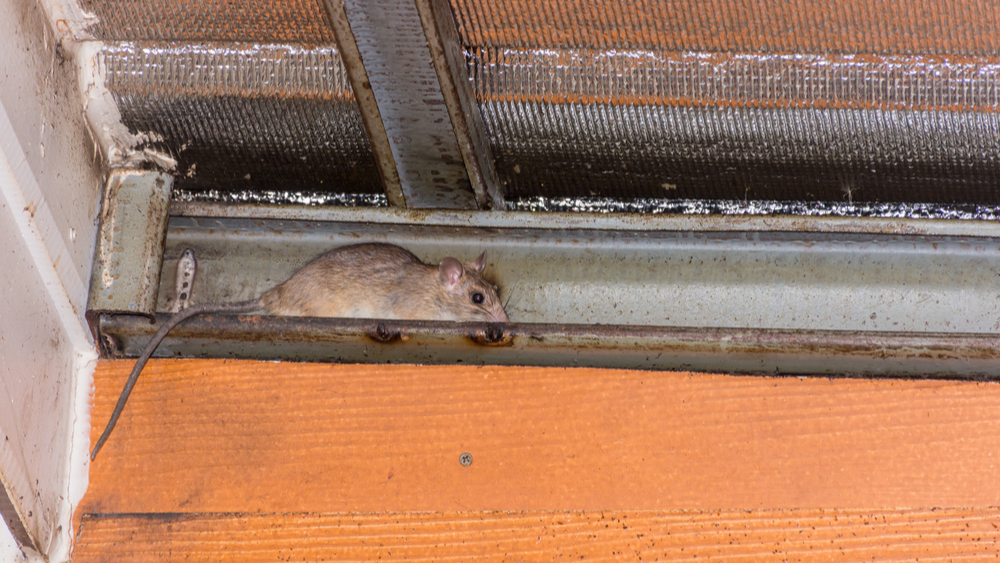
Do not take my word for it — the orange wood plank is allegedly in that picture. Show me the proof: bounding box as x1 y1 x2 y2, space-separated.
73 508 1000 562
83 359 1000 515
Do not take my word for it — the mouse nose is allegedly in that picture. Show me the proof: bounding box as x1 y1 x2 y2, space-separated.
492 309 510 323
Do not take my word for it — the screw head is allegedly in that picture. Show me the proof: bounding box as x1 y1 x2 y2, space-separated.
459 452 473 466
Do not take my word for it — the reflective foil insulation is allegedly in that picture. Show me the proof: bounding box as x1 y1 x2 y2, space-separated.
84 0 382 194
453 0 1000 206
98 43 382 195
86 0 1000 211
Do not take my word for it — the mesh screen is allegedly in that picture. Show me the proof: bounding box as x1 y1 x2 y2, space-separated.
449 0 1000 55
453 0 1000 205
100 43 382 194
85 0 1000 209
81 0 335 43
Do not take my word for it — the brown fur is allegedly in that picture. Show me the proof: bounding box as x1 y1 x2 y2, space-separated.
261 243 508 322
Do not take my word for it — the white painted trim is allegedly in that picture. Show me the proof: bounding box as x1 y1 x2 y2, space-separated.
0 112 91 328
0 0 103 560
0 104 98 562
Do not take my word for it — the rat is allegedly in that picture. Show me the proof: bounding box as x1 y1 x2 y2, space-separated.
91 242 508 460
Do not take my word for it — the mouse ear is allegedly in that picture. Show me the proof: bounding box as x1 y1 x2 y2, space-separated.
470 251 487 273
438 257 465 288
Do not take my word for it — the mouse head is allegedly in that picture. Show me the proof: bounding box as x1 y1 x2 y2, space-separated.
437 251 509 323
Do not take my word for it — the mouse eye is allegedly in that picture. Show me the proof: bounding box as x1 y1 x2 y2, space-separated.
472 292 485 304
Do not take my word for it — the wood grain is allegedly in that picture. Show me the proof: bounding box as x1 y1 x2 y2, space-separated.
83 360 1000 515
73 508 1000 562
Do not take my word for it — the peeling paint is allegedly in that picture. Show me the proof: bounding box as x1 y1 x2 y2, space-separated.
72 42 176 172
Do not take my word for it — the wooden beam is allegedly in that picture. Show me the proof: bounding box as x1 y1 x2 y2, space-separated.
83 359 1000 514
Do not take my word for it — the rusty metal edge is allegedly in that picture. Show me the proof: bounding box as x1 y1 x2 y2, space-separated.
98 314 1000 379
414 0 505 210
169 200 1000 237
321 0 406 208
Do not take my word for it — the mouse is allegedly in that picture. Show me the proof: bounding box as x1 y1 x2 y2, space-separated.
91 242 509 460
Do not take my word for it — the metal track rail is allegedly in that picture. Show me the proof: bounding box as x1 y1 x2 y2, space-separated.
91 208 1000 379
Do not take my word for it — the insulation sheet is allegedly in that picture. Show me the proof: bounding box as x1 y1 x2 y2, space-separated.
452 0 1000 204
83 0 1000 209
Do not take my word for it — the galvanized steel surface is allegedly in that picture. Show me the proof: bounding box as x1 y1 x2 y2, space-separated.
98 314 1000 378
415 0 505 209
83 204 1000 378
323 0 405 207
151 215 1000 334
334 0 479 208
87 171 173 317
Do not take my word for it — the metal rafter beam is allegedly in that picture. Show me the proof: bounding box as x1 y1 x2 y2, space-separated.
415 0 505 209
323 0 502 209
323 0 406 208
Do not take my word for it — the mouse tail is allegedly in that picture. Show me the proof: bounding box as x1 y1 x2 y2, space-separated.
90 299 262 460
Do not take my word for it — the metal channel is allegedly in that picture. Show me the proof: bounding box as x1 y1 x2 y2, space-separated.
98 316 1000 379
324 0 481 209
91 213 1000 378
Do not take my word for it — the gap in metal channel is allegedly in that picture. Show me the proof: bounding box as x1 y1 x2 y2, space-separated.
171 189 1000 220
